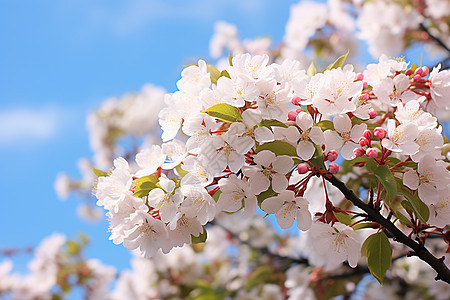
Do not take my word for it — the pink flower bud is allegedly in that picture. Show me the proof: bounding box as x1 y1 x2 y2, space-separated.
358 137 370 147
363 82 368 90
297 163 309 174
288 110 298 121
421 66 429 77
361 93 370 101
356 73 364 81
405 69 412 76
329 162 339 174
291 96 301 105
415 68 423 76
366 148 379 158
374 127 387 139
368 108 377 119
327 150 339 162
363 129 372 141
413 74 422 82
353 148 365 157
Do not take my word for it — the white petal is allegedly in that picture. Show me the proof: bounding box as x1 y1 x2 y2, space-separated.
275 203 296 229
333 114 352 134
261 196 283 214
297 141 315 160
403 170 419 190
254 150 276 167
271 173 289 193
254 126 275 143
309 126 325 145
249 172 271 194
273 156 294 173
296 208 312 231
296 112 313 131
324 130 344 152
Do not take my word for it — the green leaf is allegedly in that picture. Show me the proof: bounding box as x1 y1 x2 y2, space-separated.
373 165 397 204
309 144 325 169
315 120 334 131
175 164 189 178
362 232 392 284
93 167 108 177
203 103 243 123
258 119 288 129
333 212 353 225
207 64 221 84
394 209 413 226
325 51 349 71
219 69 231 79
212 190 222 202
397 184 429 223
307 61 317 77
191 226 207 244
352 222 376 231
133 175 158 198
255 140 297 157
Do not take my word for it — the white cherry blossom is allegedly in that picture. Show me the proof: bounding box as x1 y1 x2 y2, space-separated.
313 65 361 116
123 210 170 258
295 112 325 160
323 114 367 160
306 222 361 270
373 74 417 107
403 156 450 205
382 119 419 155
261 190 312 230
135 145 166 177
243 150 293 195
217 174 257 217
147 176 183 223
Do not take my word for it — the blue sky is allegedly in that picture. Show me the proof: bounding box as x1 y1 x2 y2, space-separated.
0 0 444 275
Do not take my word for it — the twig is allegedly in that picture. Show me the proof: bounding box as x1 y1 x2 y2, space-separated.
324 173 450 284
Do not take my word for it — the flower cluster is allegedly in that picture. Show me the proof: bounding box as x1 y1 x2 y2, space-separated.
93 51 449 285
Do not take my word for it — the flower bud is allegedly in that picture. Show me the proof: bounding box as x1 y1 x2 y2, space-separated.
329 162 339 173
374 127 387 139
405 69 412 76
327 150 339 162
297 163 309 174
363 129 372 141
413 74 422 82
358 137 370 147
291 96 301 105
361 93 370 101
296 108 303 113
363 82 368 90
421 66 429 77
415 67 423 76
366 148 379 158
356 73 364 81
353 148 365 157
368 108 377 119
288 110 298 121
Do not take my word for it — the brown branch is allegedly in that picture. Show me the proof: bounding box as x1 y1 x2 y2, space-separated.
324 173 450 284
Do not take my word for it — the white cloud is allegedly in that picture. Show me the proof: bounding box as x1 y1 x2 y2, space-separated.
0 106 64 145
68 0 270 37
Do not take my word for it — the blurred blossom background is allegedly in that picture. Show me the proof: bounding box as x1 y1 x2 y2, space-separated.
0 0 446 285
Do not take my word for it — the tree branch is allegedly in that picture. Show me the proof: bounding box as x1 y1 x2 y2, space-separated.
324 173 450 284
